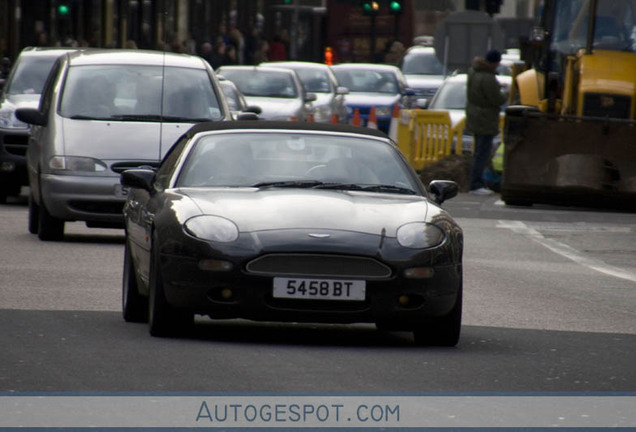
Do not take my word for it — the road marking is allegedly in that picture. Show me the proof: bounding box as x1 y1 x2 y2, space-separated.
497 220 636 283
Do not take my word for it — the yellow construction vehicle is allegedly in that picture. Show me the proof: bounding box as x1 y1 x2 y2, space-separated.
502 0 636 209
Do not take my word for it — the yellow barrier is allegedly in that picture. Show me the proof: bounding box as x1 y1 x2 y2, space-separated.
395 109 505 172
396 109 466 171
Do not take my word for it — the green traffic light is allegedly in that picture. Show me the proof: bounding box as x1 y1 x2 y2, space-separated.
57 4 70 15
389 0 402 13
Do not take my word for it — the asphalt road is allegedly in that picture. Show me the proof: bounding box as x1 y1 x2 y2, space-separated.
1 192 635 392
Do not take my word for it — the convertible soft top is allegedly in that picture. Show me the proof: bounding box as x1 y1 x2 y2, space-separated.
185 120 390 140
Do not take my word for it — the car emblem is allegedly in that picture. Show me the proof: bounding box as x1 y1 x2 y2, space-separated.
308 233 331 238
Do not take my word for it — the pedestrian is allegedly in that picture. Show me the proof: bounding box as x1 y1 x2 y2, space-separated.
465 49 508 195
268 34 287 61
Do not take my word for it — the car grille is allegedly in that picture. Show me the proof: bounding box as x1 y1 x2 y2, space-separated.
583 93 631 119
246 254 392 279
110 161 160 174
1 133 29 156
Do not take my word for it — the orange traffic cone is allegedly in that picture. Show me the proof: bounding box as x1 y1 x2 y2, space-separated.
307 113 314 122
367 106 378 130
351 108 361 126
331 113 339 124
388 104 400 141
291 116 298 122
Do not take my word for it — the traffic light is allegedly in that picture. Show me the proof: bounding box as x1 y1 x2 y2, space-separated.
56 1 71 17
362 1 379 16
389 0 403 15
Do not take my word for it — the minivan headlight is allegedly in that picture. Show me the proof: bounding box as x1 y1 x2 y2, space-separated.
396 222 445 249
48 156 108 172
375 106 391 117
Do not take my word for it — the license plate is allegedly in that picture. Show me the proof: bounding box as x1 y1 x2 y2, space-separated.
273 277 366 301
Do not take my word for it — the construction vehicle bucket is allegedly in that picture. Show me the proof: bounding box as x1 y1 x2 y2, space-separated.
502 106 636 210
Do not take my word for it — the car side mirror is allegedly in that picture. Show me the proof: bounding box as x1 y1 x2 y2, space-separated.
428 180 458 204
120 168 156 193
336 86 349 95
305 92 317 103
237 112 259 120
245 105 262 115
15 107 47 126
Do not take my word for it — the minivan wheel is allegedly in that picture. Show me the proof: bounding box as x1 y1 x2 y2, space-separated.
37 199 65 241
28 193 40 234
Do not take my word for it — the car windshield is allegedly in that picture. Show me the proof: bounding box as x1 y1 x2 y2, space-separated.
177 132 420 193
59 64 224 121
5 55 59 95
331 69 399 94
401 51 444 75
429 80 466 110
219 70 298 98
293 68 332 93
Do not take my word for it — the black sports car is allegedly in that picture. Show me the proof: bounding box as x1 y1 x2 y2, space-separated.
120 121 463 346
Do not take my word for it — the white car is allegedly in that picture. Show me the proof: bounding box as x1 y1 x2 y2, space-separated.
260 61 349 123
399 45 446 108
216 65 316 122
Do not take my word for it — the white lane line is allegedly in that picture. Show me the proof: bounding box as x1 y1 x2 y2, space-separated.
497 220 636 283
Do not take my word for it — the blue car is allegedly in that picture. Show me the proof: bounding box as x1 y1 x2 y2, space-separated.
331 63 417 133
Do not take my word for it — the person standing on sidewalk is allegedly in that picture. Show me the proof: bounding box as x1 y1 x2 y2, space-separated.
465 49 508 195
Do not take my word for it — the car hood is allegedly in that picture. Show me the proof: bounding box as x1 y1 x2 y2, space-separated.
343 93 400 108
243 96 302 119
60 118 191 161
182 188 430 236
404 74 445 89
0 93 41 110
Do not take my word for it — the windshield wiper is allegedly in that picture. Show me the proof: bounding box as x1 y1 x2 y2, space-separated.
109 114 163 122
252 180 325 189
160 115 212 123
69 114 109 120
314 183 417 195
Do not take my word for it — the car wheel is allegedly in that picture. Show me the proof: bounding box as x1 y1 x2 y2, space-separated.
148 235 193 337
37 198 65 241
28 193 40 234
412 282 462 347
122 239 148 323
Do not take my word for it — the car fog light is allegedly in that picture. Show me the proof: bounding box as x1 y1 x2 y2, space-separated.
198 259 233 271
398 295 410 305
1 161 16 172
404 267 434 279
221 288 233 299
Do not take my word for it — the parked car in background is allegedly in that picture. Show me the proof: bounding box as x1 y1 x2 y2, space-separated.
120 120 463 346
260 61 349 123
216 65 316 122
16 49 231 241
426 72 511 153
218 75 262 119
330 63 417 133
399 45 446 108
0 47 77 203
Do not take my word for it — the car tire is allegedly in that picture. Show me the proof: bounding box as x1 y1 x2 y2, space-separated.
28 193 40 234
412 282 462 347
122 239 148 323
37 198 65 241
148 235 193 337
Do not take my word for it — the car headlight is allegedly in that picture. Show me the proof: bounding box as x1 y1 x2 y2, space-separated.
396 222 445 249
375 106 391 117
184 215 239 243
48 156 108 172
313 105 331 122
0 108 29 129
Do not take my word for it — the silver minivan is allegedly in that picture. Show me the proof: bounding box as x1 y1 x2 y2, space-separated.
16 49 231 241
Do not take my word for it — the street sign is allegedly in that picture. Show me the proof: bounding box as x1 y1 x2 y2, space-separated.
433 11 505 74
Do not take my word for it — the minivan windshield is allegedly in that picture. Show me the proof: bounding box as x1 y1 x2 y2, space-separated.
59 65 223 121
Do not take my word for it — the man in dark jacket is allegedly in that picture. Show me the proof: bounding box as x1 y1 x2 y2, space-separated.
465 49 508 195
